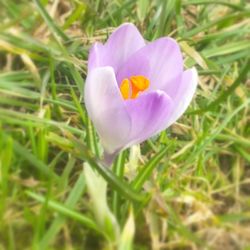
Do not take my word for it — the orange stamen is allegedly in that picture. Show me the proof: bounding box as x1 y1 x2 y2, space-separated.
119 75 150 100
130 75 150 99
120 78 130 100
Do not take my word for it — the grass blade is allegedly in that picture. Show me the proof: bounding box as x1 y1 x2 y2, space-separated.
72 139 145 202
132 146 168 191
26 190 101 234
33 0 69 42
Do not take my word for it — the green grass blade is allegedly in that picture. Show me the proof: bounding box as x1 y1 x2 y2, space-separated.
72 139 145 202
32 0 69 42
26 190 101 234
39 170 86 249
190 58 249 114
132 146 168 191
112 152 126 218
13 140 59 181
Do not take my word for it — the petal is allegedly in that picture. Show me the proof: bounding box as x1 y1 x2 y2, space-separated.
115 37 183 91
84 66 131 154
124 91 173 147
88 42 105 71
88 23 145 72
161 68 198 129
146 38 183 90
116 52 150 86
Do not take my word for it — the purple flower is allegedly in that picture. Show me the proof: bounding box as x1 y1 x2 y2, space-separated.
85 23 198 163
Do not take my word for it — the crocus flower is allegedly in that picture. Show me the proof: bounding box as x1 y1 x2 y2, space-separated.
85 23 198 164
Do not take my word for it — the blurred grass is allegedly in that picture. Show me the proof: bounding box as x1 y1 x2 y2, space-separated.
0 0 249 249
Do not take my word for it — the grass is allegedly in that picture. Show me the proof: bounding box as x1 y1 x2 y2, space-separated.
0 0 249 249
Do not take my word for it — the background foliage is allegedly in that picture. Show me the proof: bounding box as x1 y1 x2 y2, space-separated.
0 0 249 249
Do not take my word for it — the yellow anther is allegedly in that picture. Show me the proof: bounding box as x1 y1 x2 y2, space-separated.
130 75 149 99
119 75 150 100
130 75 150 91
120 78 130 100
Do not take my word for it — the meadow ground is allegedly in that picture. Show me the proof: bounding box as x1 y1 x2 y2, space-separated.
0 0 249 249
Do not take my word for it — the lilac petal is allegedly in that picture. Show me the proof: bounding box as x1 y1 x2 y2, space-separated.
88 42 105 72
146 38 183 90
88 23 145 73
115 37 183 91
124 91 173 147
161 68 198 129
103 151 118 167
116 53 150 86
84 66 131 154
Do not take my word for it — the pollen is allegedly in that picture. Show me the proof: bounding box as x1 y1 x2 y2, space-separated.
120 75 150 100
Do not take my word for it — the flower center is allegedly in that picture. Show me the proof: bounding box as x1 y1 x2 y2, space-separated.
120 75 150 100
